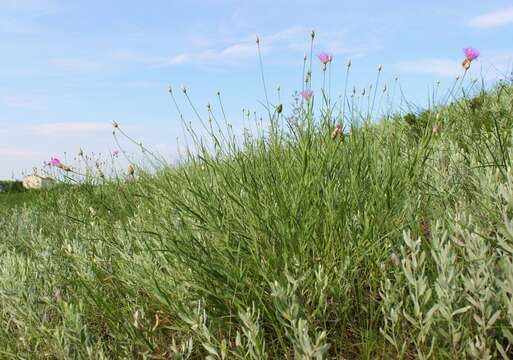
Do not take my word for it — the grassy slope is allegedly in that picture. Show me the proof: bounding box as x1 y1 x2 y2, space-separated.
1 85 513 358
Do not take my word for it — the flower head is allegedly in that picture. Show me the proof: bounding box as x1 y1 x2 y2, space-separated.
331 122 343 140
318 52 333 65
113 150 120 157
464 47 480 61
50 157 62 167
462 47 480 70
300 90 313 101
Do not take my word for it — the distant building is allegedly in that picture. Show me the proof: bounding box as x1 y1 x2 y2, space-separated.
22 175 55 190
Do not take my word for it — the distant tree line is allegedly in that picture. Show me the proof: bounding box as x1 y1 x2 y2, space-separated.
0 180 24 193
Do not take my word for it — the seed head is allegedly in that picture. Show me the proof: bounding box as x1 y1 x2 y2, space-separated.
127 164 135 176
276 103 283 114
112 121 119 128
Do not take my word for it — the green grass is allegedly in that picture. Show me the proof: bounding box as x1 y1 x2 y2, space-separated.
2 79 513 358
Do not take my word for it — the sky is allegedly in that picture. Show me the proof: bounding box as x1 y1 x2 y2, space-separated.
1 0 513 179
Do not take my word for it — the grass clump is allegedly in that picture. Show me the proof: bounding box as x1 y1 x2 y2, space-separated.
2 49 513 358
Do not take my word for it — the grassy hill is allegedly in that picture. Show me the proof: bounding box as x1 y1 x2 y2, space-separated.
1 83 513 358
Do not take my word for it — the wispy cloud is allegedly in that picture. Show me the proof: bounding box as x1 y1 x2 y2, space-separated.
0 0 56 34
397 59 461 77
2 95 47 110
468 7 513 28
397 51 513 80
28 122 112 135
0 0 56 13
111 26 378 68
0 147 39 158
50 58 107 72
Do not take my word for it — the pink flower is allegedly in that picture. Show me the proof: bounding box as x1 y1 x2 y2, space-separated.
113 150 119 157
300 90 313 101
50 157 62 167
318 52 333 65
331 122 343 140
462 47 480 70
464 47 480 61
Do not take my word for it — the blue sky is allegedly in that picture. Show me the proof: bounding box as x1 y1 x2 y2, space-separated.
1 0 513 179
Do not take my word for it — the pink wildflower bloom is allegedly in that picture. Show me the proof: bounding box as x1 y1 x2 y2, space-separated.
331 122 343 140
113 150 119 157
464 47 480 61
462 47 480 70
50 157 62 167
300 90 313 101
318 52 333 65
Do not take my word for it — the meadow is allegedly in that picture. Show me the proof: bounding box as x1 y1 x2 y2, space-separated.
1 44 513 359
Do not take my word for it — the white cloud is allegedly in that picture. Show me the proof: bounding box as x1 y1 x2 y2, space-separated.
50 58 106 72
397 51 513 81
28 122 112 135
469 7 513 28
0 0 56 13
397 59 462 77
0 147 39 158
2 95 46 110
111 26 377 68
111 51 173 66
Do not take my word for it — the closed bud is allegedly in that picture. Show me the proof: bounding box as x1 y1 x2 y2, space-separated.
462 58 471 71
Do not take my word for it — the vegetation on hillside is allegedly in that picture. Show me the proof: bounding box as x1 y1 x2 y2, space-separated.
1 42 513 358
